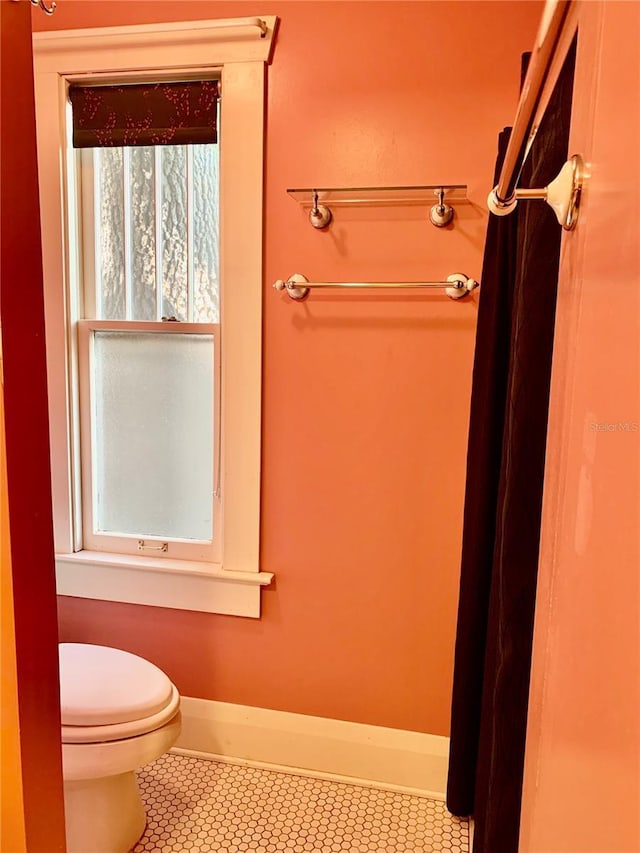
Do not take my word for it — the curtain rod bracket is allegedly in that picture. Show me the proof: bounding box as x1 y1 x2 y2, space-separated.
488 154 583 231
488 0 579 220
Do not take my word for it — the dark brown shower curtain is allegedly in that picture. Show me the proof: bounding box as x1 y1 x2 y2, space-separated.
446 45 576 853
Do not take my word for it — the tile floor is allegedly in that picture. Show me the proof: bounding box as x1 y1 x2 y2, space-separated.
132 752 469 852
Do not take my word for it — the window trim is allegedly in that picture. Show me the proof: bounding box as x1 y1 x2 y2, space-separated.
33 17 277 617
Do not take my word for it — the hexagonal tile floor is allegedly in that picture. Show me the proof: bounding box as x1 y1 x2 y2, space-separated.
132 752 469 851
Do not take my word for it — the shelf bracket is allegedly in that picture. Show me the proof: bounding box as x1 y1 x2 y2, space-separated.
429 188 454 227
309 189 332 229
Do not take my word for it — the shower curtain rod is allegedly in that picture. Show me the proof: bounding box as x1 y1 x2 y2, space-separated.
274 273 479 302
487 0 583 230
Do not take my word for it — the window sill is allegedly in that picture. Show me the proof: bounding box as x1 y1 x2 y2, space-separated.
55 551 274 618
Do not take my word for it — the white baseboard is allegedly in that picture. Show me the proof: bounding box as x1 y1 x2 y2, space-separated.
176 697 450 799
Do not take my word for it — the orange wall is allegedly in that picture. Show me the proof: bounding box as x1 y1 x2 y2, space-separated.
520 1 640 850
38 1 541 737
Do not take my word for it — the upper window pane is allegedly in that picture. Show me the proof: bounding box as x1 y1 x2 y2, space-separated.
89 143 219 323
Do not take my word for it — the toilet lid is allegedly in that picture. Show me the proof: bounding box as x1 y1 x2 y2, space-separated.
59 643 175 727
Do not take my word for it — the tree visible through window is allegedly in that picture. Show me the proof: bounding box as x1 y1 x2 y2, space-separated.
89 144 219 323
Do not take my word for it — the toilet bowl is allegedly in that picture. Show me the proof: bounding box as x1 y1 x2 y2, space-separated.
59 643 181 853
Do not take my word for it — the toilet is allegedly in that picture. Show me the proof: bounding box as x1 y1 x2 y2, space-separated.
59 643 181 853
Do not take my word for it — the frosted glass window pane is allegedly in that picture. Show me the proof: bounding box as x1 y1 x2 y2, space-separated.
93 331 214 541
161 146 188 320
98 149 125 320
193 144 220 323
130 147 157 321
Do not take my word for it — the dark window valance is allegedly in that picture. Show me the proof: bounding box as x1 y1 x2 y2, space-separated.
69 80 219 148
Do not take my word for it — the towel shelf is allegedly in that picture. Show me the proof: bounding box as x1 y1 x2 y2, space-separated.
287 185 468 229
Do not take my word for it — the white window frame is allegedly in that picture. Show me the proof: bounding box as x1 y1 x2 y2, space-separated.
33 17 277 617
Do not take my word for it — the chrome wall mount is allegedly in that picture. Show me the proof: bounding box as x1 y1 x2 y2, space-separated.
273 272 479 302
429 189 454 227
487 0 583 230
288 185 467 230
309 190 332 229
488 154 583 230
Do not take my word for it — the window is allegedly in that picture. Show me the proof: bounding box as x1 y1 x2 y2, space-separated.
33 17 277 617
73 82 221 562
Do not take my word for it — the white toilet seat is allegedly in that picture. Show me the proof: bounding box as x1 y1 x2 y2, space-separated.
62 684 180 744
59 642 175 727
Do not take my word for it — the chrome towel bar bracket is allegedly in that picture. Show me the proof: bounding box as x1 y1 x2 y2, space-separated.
273 273 480 302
